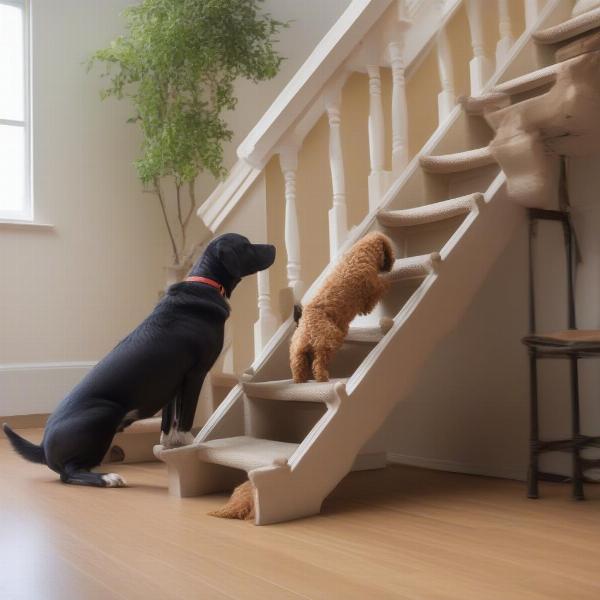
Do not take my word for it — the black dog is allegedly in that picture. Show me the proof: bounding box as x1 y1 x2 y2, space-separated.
3 233 275 487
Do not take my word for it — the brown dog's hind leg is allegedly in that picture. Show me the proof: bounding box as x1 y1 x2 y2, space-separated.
291 346 312 383
312 346 334 382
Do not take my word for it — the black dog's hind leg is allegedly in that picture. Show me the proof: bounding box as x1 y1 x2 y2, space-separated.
60 463 126 487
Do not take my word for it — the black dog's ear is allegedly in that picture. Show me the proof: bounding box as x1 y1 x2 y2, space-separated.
218 245 242 279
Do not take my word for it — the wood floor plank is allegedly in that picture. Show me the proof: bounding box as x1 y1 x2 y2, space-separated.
2 430 600 599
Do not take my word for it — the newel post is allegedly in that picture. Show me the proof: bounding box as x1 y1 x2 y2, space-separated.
278 146 304 302
254 269 278 358
525 0 544 29
435 26 455 123
367 64 391 210
388 41 409 174
496 0 515 65
325 90 349 259
466 0 493 96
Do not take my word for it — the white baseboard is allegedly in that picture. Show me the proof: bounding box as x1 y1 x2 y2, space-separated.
0 361 96 416
387 451 526 482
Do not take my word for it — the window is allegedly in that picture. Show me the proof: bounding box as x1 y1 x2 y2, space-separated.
0 0 31 221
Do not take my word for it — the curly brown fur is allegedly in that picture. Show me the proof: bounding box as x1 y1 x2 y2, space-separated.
208 480 255 520
290 232 394 383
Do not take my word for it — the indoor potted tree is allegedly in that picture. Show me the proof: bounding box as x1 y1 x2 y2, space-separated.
89 0 285 282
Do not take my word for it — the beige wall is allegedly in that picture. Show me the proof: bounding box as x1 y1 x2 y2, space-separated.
387 154 600 480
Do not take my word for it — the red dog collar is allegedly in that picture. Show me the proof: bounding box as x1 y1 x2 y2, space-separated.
185 276 225 296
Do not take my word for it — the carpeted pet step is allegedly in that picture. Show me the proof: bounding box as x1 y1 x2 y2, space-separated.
493 61 564 96
554 29 600 61
386 253 440 282
243 378 346 403
459 93 510 115
377 193 483 228
420 147 495 174
533 7 600 44
196 435 298 471
346 317 394 344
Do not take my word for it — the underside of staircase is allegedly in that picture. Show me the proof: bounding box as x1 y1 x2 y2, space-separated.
153 0 599 525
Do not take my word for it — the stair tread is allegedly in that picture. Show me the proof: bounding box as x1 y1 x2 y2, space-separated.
197 435 297 471
243 378 346 402
386 253 440 282
533 7 600 45
493 62 562 96
459 93 510 115
555 28 600 62
420 147 495 174
346 318 394 343
377 193 483 227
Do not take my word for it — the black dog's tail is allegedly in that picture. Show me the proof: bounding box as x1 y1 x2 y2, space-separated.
2 423 45 464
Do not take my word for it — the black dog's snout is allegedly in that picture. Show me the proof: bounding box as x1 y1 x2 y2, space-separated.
253 243 276 271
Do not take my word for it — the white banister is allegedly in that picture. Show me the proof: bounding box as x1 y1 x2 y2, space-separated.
496 0 514 65
367 64 389 211
465 0 493 96
525 0 544 29
325 91 349 259
254 269 279 357
278 146 304 302
388 40 409 173
435 26 455 123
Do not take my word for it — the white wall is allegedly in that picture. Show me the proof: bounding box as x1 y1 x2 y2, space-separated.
0 0 167 416
387 155 600 480
0 0 352 416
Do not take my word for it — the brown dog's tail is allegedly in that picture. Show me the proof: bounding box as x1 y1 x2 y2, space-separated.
208 480 255 520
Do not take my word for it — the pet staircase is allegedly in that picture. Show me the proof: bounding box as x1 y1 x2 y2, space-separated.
155 0 599 524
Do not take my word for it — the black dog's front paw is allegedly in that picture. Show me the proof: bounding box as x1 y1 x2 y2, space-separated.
160 430 195 448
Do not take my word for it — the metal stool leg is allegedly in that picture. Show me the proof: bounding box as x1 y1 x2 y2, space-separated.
528 350 539 499
570 356 584 500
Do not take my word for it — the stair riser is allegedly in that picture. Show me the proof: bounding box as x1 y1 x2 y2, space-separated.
382 215 467 260
446 164 499 201
379 278 423 323
245 397 327 443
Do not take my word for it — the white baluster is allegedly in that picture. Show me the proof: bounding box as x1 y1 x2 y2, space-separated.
436 27 455 123
466 0 493 96
279 147 304 302
388 41 409 174
496 0 515 66
525 0 544 29
254 269 279 358
367 64 389 211
325 92 348 259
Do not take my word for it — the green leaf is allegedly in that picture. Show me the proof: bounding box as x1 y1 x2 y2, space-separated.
88 0 287 184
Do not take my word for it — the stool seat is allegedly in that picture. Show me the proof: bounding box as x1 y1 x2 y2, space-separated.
523 329 600 348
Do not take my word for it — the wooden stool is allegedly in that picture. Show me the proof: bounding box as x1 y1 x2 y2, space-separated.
523 201 600 500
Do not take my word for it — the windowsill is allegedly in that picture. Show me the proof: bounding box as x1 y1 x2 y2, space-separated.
0 219 55 231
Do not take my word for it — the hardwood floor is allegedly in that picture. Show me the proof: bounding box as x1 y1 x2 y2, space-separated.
2 429 600 600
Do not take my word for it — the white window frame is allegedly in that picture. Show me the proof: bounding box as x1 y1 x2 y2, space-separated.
0 0 32 222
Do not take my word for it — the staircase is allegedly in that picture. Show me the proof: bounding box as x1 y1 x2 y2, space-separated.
154 0 598 524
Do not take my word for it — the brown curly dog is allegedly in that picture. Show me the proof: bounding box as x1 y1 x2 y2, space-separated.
290 231 395 383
